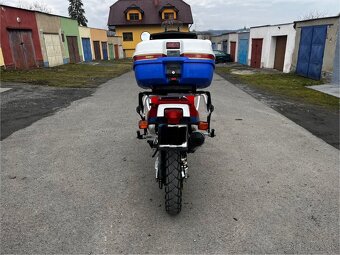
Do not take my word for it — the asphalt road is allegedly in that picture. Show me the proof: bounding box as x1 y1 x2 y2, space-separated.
1 72 339 254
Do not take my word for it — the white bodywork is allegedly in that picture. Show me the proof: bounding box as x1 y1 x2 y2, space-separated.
133 39 214 57
157 104 190 117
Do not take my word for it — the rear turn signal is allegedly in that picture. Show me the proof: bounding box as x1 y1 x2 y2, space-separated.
198 121 209 130
139 120 148 129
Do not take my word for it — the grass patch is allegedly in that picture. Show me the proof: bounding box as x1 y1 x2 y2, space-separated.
216 66 339 109
0 59 133 88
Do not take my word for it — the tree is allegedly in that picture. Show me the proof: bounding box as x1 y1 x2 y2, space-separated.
299 10 328 21
68 0 88 26
15 0 51 13
28 2 51 13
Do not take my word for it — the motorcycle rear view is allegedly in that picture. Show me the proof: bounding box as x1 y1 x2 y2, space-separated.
134 31 215 215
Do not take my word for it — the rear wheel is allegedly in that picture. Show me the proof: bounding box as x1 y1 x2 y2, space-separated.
164 150 183 215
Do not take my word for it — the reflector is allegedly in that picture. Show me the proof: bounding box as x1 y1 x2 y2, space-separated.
182 53 215 60
134 54 164 61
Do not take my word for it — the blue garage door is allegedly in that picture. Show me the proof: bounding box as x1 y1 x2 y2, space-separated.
82 38 92 62
238 39 249 65
296 25 327 80
102 42 108 60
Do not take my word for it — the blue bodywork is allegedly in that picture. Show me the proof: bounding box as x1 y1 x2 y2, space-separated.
134 57 215 89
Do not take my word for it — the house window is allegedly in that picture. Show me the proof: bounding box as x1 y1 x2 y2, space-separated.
123 32 133 41
129 13 139 20
164 12 175 20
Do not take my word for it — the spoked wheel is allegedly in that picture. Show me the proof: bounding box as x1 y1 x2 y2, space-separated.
164 150 183 215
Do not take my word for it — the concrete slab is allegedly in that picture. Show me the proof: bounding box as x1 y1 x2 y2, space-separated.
0 88 12 93
1 72 339 254
307 84 340 98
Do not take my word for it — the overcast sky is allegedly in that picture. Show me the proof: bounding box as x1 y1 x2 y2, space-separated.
2 0 340 30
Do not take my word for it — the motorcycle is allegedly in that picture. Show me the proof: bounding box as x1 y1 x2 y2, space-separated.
134 30 215 215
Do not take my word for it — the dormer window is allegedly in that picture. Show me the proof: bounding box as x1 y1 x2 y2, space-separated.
124 4 144 21
129 13 139 20
164 12 174 20
159 4 179 20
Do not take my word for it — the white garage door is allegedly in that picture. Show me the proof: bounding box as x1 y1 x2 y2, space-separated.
44 34 63 67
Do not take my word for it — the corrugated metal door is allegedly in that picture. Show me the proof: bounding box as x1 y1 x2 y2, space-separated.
238 39 248 65
67 36 81 63
109 44 114 60
274 36 287 71
296 25 327 80
114 44 119 60
102 42 108 60
93 41 101 60
251 39 263 68
44 34 63 67
9 29 37 69
82 38 92 62
230 42 236 62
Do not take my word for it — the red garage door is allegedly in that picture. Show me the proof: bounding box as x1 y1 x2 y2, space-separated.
251 39 263 68
67 36 81 63
230 41 236 62
9 29 37 69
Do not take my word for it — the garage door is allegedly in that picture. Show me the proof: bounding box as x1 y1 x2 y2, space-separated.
296 25 327 80
9 29 37 69
44 34 63 67
251 39 263 68
238 39 248 65
82 38 92 62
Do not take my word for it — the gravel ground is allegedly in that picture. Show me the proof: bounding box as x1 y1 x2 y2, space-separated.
1 72 339 254
1 83 94 140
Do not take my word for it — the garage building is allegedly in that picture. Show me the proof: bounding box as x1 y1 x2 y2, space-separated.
0 5 43 69
35 12 65 67
249 23 296 73
292 16 340 81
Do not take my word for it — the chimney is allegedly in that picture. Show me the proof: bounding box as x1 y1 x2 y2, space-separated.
153 0 160 6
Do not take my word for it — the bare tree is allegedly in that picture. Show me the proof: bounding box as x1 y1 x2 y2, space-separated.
16 0 51 13
27 2 51 13
299 10 328 21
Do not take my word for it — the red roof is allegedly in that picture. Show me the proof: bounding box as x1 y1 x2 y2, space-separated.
108 0 193 26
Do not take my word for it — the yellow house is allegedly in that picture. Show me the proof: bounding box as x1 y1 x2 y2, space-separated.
108 0 193 58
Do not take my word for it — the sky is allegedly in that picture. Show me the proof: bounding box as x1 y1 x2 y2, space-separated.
1 0 339 31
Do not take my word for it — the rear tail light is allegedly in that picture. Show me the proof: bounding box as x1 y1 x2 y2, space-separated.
198 121 209 130
165 109 183 125
133 54 165 61
139 120 148 129
166 42 181 49
182 53 215 60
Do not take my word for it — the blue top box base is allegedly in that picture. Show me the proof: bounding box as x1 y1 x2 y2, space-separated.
134 57 215 90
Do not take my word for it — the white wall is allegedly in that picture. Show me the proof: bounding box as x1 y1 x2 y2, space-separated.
249 24 296 73
228 33 239 62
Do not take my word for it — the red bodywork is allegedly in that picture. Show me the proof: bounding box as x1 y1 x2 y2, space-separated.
148 95 199 124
